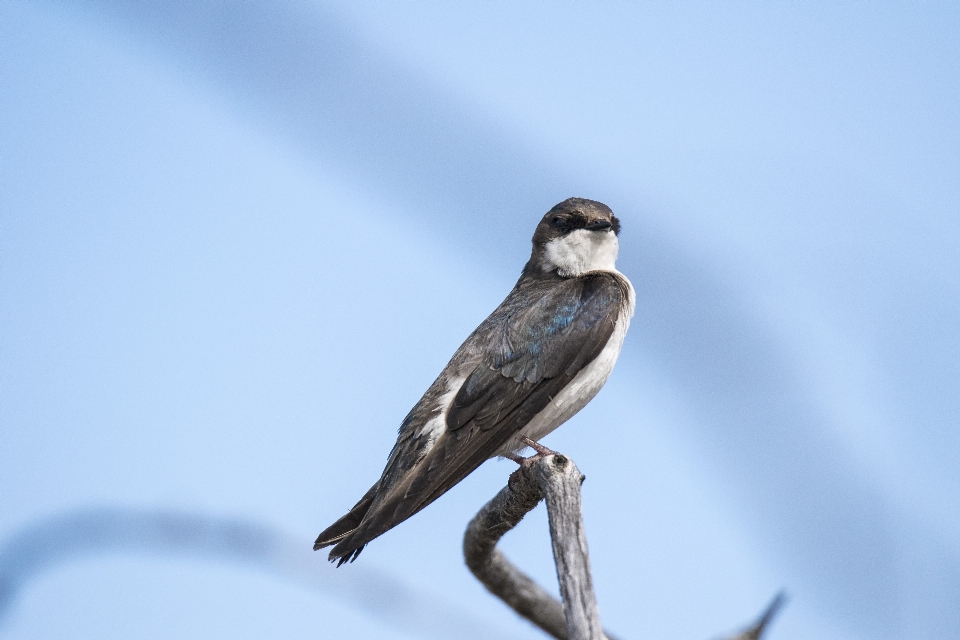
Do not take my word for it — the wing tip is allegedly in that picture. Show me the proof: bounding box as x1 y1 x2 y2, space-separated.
313 527 355 551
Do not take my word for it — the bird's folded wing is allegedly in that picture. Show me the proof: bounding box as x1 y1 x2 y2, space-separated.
331 273 629 554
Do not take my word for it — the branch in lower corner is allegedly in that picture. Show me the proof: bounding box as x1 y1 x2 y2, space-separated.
463 450 786 640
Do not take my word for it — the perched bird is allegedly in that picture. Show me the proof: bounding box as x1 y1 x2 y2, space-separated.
315 197 635 565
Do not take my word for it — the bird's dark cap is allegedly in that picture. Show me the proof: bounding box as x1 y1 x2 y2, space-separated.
531 198 620 246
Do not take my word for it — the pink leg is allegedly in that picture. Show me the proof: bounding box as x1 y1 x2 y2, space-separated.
503 452 526 465
503 435 558 466
519 435 557 456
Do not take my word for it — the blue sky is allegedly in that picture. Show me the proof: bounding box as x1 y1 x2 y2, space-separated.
2 2 959 639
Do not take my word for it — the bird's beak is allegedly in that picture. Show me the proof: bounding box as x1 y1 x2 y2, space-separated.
585 219 612 231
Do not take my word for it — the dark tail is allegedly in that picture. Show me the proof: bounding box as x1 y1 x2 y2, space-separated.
323 473 451 567
313 482 379 564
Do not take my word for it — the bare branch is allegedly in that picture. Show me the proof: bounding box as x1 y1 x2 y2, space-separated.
464 451 785 640
537 454 603 640
464 454 615 640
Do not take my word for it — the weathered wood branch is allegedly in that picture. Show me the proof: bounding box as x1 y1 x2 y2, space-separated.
464 453 611 640
463 449 784 640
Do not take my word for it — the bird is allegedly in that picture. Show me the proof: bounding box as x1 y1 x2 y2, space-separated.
315 197 635 565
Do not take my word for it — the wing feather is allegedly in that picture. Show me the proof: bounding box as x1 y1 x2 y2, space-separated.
326 272 628 561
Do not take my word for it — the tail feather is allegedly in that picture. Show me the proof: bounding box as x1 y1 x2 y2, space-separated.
325 479 440 564
327 527 375 564
313 482 379 551
324 486 430 565
323 432 497 564
332 544 365 567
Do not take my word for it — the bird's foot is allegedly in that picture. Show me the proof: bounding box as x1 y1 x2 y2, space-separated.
504 436 557 467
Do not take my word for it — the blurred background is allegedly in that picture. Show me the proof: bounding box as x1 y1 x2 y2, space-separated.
2 2 958 638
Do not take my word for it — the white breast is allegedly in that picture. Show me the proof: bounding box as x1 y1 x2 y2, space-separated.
495 273 635 456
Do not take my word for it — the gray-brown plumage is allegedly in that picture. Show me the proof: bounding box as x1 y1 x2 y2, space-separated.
315 198 635 565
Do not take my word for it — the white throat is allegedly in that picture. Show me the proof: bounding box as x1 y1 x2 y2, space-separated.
542 229 619 277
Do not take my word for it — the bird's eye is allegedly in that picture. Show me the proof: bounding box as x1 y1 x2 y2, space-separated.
551 216 568 230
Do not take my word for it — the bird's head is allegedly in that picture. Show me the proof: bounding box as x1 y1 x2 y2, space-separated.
526 198 621 278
